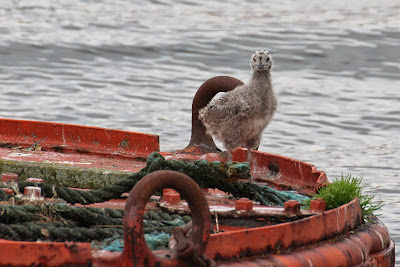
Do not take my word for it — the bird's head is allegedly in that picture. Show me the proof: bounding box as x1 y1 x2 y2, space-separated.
250 50 272 72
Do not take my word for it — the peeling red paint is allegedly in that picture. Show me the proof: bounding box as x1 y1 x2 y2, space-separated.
0 118 159 158
0 239 91 266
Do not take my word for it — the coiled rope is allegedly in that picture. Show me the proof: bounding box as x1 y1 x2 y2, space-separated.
3 152 308 206
0 203 190 243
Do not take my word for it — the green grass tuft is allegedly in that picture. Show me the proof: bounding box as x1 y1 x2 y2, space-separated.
306 174 384 222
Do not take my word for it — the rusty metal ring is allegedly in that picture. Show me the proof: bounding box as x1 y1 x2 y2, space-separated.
184 76 244 153
122 170 211 266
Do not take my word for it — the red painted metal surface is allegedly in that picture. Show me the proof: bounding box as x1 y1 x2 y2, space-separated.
205 198 363 260
26 177 44 183
310 198 327 211
161 188 181 205
1 188 14 195
158 193 393 266
0 118 159 158
243 149 328 195
0 194 394 266
0 240 92 266
1 172 18 182
0 118 159 173
217 221 395 266
0 118 327 194
24 186 41 198
235 198 253 211
163 148 328 196
283 199 301 213
0 146 148 173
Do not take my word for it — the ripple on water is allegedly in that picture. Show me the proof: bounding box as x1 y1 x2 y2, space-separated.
1 0 400 263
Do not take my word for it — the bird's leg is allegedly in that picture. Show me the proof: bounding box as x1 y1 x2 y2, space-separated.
227 150 233 162
246 148 252 163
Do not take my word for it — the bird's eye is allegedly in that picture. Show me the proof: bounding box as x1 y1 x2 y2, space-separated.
253 57 257 62
266 58 270 62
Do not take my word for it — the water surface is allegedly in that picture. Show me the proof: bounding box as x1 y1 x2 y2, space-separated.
1 0 399 262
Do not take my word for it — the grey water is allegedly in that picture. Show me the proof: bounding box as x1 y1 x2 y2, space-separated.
1 0 399 262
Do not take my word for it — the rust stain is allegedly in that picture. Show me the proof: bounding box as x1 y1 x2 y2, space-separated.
119 139 130 149
0 240 92 266
92 140 100 146
0 118 159 157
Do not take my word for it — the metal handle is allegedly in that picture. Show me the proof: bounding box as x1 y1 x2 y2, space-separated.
122 170 211 266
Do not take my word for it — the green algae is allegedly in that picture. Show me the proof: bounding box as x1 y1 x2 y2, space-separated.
1 153 308 207
0 159 131 189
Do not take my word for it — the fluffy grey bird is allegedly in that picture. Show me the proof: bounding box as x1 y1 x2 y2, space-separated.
198 50 277 162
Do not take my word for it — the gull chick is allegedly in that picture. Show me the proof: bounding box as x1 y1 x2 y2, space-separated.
198 50 277 162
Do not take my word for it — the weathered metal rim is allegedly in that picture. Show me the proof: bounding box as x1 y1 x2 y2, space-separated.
204 197 364 260
0 118 159 157
0 200 392 266
1 118 327 195
216 219 394 266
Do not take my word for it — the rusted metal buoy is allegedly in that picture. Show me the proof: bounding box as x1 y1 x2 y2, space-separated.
93 170 212 266
183 76 244 154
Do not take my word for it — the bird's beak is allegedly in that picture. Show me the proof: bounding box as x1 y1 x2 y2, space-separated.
258 63 264 71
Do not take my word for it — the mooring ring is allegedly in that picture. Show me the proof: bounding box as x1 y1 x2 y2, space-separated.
184 76 244 153
122 170 211 266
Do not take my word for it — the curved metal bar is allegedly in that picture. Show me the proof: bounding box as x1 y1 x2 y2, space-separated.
122 170 211 266
184 76 244 153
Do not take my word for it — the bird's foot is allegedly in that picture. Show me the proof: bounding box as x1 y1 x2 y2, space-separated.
227 150 233 163
246 148 252 163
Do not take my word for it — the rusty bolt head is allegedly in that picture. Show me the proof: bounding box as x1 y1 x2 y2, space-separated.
24 186 41 199
284 200 301 213
310 198 327 212
161 188 181 205
1 173 18 183
235 197 254 211
163 188 177 194
26 178 44 183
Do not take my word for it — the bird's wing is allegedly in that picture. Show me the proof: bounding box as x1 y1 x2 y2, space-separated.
199 96 252 125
